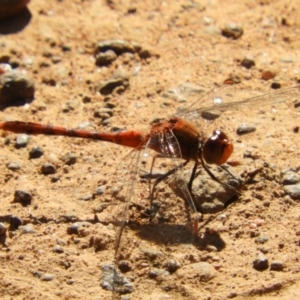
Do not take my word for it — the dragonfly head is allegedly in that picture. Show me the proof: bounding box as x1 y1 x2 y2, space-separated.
202 130 233 165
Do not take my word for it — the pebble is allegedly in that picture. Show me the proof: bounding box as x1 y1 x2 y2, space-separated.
40 273 56 281
149 268 169 278
19 224 35 234
95 39 135 55
221 23 243 39
0 69 35 109
281 170 300 185
252 256 269 270
13 189 32 206
53 245 64 254
97 76 129 96
270 261 285 271
95 50 117 66
261 70 276 80
139 246 164 260
255 235 269 244
283 184 300 200
6 162 21 171
241 57 255 69
270 82 281 89
162 258 181 273
94 186 106 196
0 0 30 20
67 222 91 237
236 124 256 135
29 146 44 159
41 163 56 175
9 215 23 230
15 134 29 148
62 152 77 165
0 223 7 236
176 262 216 282
101 264 134 293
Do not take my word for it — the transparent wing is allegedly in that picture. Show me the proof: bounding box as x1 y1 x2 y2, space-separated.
177 82 300 170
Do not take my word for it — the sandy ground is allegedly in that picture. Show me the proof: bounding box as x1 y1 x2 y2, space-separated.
0 1 300 299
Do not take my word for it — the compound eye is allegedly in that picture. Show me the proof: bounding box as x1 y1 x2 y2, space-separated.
202 130 233 165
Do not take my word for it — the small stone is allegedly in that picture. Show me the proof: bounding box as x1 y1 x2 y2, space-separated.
0 69 35 109
0 223 7 236
177 262 216 282
281 170 300 185
101 264 134 293
283 184 300 200
149 268 169 278
139 246 164 260
270 261 285 271
95 39 135 55
53 245 64 254
261 70 276 80
9 215 23 230
162 259 181 273
6 162 21 171
29 146 44 159
62 152 77 165
66 279 75 285
51 56 62 64
20 224 35 234
95 50 117 66
95 186 106 195
253 256 269 270
236 124 256 135
14 189 32 206
67 222 91 237
41 163 56 175
97 76 129 96
221 23 243 39
15 134 29 148
255 235 269 244
241 57 255 69
41 273 56 281
270 82 281 89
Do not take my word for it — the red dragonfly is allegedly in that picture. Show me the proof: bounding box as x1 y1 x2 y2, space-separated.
0 80 299 284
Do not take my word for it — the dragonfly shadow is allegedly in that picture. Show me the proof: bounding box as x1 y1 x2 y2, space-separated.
128 222 226 251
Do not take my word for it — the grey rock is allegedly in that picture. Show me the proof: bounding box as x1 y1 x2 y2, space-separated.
221 23 243 39
177 262 216 282
253 256 269 271
14 189 32 206
162 258 181 273
15 134 29 148
101 264 134 293
41 163 56 175
95 39 135 55
281 170 300 185
283 184 300 200
67 222 91 237
0 69 35 109
29 146 44 159
95 50 117 66
62 152 77 165
53 245 64 254
270 261 285 271
41 273 56 281
97 76 129 96
236 124 256 135
6 162 21 171
9 215 23 230
20 224 35 234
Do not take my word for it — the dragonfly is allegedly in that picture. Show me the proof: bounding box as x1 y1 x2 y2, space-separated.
1 79 299 296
